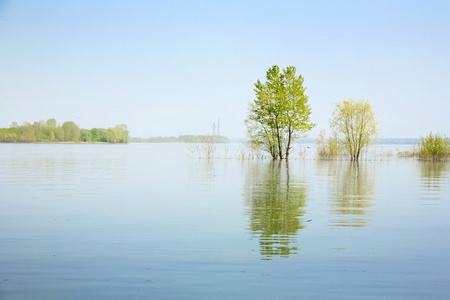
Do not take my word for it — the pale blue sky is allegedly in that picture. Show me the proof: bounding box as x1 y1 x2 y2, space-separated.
1 0 449 138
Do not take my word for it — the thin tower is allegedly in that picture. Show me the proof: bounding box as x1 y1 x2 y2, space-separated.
213 122 215 136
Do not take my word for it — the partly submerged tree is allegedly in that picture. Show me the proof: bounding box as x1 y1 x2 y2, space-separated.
330 98 378 160
417 132 449 160
245 65 315 159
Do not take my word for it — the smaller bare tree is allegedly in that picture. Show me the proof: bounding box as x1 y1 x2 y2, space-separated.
201 134 216 159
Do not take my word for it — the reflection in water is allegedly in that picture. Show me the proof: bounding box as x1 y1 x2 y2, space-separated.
419 161 449 191
244 161 307 260
418 161 450 203
318 161 376 227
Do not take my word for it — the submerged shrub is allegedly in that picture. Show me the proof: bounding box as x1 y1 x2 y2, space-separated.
418 133 450 161
316 129 343 159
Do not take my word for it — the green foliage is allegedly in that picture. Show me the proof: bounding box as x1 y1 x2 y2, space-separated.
330 98 378 161
20 122 36 142
95 128 109 142
62 121 81 142
245 161 307 259
321 160 375 227
327 133 342 156
245 65 316 159
316 129 343 159
418 133 450 160
398 144 420 158
0 119 129 144
46 118 57 127
398 133 450 160
80 129 92 142
106 124 129 143
90 128 99 141
55 126 65 141
33 121 46 142
114 124 130 143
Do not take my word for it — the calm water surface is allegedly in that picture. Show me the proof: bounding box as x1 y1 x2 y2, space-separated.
0 143 449 299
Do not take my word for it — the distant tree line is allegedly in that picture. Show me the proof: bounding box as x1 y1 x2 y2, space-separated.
0 119 129 143
130 135 228 143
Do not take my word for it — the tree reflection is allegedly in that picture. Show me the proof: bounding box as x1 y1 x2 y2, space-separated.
245 161 307 260
318 161 376 227
419 161 449 191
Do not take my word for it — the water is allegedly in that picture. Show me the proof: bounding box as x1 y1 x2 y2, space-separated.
0 143 449 299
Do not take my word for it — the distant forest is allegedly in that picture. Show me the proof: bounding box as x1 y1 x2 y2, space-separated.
130 135 228 143
0 119 129 143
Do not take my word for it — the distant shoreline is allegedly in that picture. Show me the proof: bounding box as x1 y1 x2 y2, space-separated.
0 141 122 144
0 138 421 145
0 119 129 144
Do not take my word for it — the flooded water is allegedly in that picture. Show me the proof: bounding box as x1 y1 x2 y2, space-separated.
1 143 449 299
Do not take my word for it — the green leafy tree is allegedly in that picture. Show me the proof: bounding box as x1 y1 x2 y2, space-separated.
62 121 81 142
96 128 109 142
107 124 129 143
80 129 92 142
245 65 315 159
330 98 378 161
90 128 110 142
45 119 57 141
47 129 56 141
33 121 47 142
107 127 120 143
55 127 65 141
20 122 36 142
46 118 57 127
6 127 19 142
90 128 99 141
115 124 129 143
0 128 18 142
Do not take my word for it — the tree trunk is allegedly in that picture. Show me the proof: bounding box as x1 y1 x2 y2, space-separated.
286 129 292 159
276 123 283 159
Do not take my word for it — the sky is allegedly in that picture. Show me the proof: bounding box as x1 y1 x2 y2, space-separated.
1 0 449 139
